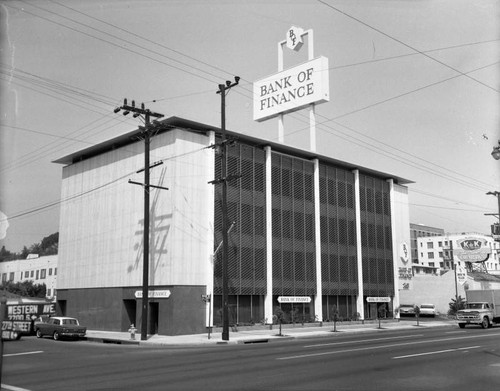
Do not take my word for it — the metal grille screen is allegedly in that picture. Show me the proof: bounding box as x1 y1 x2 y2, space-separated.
359 174 394 296
214 142 267 295
319 164 358 296
271 153 316 296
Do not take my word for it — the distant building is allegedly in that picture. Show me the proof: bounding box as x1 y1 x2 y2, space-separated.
0 254 58 299
417 233 500 275
409 223 445 264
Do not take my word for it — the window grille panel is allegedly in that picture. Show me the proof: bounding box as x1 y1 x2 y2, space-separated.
272 153 316 296
359 174 394 296
319 164 358 296
214 142 267 296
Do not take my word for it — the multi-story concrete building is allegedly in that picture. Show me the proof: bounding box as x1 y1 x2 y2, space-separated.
53 117 412 336
0 254 58 299
409 223 445 265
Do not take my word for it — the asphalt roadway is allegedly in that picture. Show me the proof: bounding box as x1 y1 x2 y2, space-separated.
84 317 457 346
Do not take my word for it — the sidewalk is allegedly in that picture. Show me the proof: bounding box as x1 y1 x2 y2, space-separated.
85 318 457 346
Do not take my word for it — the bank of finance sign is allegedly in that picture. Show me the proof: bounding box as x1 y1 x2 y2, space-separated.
253 56 330 121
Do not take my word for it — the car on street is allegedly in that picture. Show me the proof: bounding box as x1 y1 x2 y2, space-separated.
419 303 436 317
399 304 416 316
35 316 86 340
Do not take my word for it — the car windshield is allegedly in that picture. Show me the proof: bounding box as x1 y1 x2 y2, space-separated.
62 319 78 325
466 303 484 309
421 305 434 309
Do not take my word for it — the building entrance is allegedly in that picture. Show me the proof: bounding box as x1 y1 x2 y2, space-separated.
149 302 159 335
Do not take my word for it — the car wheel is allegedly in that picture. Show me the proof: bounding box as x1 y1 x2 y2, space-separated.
481 317 489 329
53 331 60 340
458 323 465 329
36 329 43 338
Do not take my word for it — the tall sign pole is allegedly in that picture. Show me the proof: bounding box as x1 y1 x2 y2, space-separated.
114 100 165 341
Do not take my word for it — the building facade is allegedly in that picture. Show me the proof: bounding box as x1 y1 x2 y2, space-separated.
53 117 411 335
0 254 58 299
409 223 445 265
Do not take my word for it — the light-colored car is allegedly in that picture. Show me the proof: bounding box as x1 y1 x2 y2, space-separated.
35 316 86 340
399 304 415 316
419 304 436 317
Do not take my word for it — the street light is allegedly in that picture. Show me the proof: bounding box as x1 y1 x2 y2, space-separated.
492 141 500 160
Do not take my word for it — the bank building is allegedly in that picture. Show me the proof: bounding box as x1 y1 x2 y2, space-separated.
53 116 411 336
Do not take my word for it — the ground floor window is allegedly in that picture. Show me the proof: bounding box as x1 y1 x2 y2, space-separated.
213 295 265 326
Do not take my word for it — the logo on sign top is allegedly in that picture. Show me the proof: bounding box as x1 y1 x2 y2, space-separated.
286 26 304 51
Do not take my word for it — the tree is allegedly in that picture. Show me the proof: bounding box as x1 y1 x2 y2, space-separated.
448 295 466 316
414 305 421 326
331 305 340 332
377 304 387 329
0 245 13 262
2 280 46 298
274 306 285 336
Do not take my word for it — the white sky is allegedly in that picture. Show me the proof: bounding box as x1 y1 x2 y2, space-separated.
1 0 499 252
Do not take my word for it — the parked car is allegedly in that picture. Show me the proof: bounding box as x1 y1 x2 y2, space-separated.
399 304 416 316
35 316 86 340
419 303 436 317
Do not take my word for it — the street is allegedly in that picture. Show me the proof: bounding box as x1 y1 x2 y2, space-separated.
2 325 500 390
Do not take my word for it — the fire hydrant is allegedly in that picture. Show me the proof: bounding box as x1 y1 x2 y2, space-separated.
128 324 137 340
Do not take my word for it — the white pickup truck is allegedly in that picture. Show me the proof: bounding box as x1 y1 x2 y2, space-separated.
456 290 500 329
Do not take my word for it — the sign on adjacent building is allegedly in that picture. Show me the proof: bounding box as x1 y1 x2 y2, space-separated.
454 237 491 263
253 56 330 122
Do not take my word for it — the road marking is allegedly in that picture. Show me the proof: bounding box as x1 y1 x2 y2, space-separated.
304 334 424 348
392 346 481 359
1 384 32 391
4 351 44 357
278 332 500 360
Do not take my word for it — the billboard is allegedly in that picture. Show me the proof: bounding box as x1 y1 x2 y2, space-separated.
253 56 330 121
454 237 491 263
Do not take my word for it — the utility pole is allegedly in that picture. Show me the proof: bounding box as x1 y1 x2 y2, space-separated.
210 77 240 341
486 191 500 242
114 99 165 341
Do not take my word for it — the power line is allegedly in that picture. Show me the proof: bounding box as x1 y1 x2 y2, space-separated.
317 0 499 93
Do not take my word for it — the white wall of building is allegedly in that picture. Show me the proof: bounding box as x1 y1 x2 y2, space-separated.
0 255 58 299
391 183 411 311
57 128 214 289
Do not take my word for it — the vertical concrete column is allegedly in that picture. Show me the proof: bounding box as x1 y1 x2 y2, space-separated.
353 169 365 320
206 131 216 328
264 146 274 324
387 179 400 318
313 159 323 320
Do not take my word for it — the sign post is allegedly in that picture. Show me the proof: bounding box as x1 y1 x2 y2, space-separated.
253 27 329 152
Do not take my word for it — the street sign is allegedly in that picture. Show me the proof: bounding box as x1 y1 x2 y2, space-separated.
277 296 311 303
366 297 391 303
